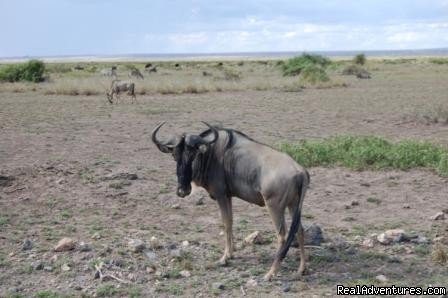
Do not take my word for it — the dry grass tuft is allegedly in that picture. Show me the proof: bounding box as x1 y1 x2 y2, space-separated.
431 244 448 264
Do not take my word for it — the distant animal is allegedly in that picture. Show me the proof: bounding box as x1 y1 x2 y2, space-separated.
128 69 144 79
100 68 117 77
174 63 181 69
144 63 153 69
202 71 212 76
106 80 136 104
152 122 310 281
147 66 157 73
356 70 371 79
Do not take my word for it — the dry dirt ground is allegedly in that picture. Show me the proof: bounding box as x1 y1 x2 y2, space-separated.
1 62 448 297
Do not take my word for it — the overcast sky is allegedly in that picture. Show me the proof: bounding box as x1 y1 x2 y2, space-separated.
1 0 448 57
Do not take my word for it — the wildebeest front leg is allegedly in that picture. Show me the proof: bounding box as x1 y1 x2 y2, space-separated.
217 197 233 265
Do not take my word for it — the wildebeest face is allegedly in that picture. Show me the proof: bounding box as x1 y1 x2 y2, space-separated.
151 122 219 198
172 135 208 197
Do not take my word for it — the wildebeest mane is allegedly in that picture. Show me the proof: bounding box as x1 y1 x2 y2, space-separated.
199 126 269 150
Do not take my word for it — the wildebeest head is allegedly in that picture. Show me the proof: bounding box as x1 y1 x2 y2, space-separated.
152 122 218 197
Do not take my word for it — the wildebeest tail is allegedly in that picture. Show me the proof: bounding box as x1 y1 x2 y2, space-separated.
277 171 308 261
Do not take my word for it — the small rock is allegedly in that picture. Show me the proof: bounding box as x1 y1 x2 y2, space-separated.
377 229 406 245
195 196 205 206
78 242 92 252
22 239 33 251
304 224 324 246
50 255 58 263
146 266 155 274
128 239 146 253
44 266 53 272
91 232 101 240
433 236 446 244
31 260 44 270
61 263 70 271
54 238 75 252
244 231 264 245
282 283 291 292
377 233 391 245
212 282 225 290
169 249 182 258
360 182 370 187
351 201 359 206
361 238 375 248
412 236 429 244
149 236 162 249
403 204 411 209
143 250 157 260
171 204 181 209
182 240 189 247
375 274 388 283
431 212 445 221
180 270 191 278
246 278 259 287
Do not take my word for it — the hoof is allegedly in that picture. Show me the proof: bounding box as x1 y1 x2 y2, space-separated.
263 273 273 282
217 258 229 267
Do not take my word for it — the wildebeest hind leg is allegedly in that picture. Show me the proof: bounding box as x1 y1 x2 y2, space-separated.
264 201 286 281
217 197 233 265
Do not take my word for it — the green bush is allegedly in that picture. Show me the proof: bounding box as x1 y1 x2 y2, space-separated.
281 53 331 76
299 65 329 84
0 60 45 82
354 53 366 65
429 58 448 65
278 136 448 176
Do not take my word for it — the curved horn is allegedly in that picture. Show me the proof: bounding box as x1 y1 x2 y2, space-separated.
151 122 177 153
201 121 219 145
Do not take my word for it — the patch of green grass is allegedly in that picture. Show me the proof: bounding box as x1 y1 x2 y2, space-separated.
156 284 184 296
414 244 430 256
127 287 142 298
278 135 448 176
96 284 119 297
34 290 68 298
0 215 9 226
6 293 25 298
429 58 448 65
366 197 381 205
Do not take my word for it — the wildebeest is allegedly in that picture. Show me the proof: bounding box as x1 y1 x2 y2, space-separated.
100 68 117 77
356 70 371 79
147 66 157 73
128 69 144 80
106 80 136 104
152 122 310 281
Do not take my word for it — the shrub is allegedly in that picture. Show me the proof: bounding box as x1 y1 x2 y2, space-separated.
299 65 329 84
354 53 366 65
0 60 45 82
342 64 364 75
281 53 331 76
429 58 448 65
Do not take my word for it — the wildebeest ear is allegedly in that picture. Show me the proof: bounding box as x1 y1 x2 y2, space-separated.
198 144 208 153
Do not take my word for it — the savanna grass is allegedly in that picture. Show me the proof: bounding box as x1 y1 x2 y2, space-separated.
278 136 448 176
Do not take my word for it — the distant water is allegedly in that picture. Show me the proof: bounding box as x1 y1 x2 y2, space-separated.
2 48 448 62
